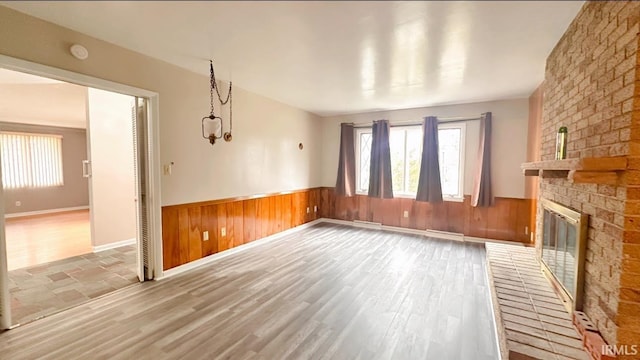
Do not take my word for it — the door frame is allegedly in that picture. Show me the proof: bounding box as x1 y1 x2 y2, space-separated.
0 55 163 327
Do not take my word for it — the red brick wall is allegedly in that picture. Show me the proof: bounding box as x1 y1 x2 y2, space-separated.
539 1 639 352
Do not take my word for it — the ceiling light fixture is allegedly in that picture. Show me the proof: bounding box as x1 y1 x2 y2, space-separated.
69 44 89 60
202 60 233 145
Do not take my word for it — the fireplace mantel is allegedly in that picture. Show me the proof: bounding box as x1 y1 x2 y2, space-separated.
521 156 627 185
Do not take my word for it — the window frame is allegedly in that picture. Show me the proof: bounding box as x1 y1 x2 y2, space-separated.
437 122 466 202
354 122 466 202
391 126 422 198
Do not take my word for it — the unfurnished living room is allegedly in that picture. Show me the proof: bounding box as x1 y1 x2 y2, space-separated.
0 1 638 360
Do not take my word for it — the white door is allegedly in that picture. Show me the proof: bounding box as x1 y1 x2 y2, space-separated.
0 164 11 329
132 97 152 281
86 88 138 268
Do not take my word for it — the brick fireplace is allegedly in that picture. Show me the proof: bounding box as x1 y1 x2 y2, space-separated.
527 1 640 356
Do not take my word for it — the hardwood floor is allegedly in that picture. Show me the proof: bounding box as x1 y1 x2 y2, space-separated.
4 210 92 270
0 223 499 359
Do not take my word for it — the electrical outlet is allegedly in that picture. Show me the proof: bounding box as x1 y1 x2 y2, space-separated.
525 226 529 235
221 227 226 237
530 232 534 242
15 201 21 207
403 210 409 218
306 207 310 214
203 231 209 241
314 206 318 213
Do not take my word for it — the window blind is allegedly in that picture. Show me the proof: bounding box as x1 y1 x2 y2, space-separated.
0 132 64 189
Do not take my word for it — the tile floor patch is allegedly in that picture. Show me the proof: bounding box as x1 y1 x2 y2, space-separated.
9 245 137 326
47 272 70 282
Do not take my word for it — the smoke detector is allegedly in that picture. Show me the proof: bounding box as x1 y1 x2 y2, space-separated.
70 44 89 60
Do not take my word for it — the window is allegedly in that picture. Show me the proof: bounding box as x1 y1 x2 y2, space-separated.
355 123 465 200
437 123 465 199
0 132 64 189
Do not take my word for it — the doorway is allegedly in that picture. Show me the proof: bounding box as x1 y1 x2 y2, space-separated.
0 57 160 329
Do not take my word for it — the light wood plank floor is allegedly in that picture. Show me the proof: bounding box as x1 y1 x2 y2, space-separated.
0 223 499 360
5 210 92 271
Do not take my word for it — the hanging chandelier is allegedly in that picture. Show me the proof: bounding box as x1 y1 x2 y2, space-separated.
202 60 233 145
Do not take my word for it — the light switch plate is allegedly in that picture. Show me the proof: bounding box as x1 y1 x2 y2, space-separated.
221 227 226 237
203 231 209 241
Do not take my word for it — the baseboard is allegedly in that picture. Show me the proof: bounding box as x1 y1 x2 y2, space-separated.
464 236 525 246
321 218 356 227
5 206 89 219
425 229 464 241
352 220 382 229
323 218 424 236
322 218 523 245
92 238 136 253
382 225 429 236
158 219 325 280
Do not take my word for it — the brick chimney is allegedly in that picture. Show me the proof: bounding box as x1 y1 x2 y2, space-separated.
531 1 640 356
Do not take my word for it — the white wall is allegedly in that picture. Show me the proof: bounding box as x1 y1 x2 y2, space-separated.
320 99 529 199
0 6 325 208
87 88 137 247
161 85 324 206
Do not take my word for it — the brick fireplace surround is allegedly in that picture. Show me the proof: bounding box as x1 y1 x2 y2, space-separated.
529 1 640 357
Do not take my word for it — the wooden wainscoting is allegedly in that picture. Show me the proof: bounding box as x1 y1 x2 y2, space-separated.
320 188 534 244
162 188 321 270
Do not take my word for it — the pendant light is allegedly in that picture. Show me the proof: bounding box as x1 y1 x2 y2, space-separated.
202 60 233 145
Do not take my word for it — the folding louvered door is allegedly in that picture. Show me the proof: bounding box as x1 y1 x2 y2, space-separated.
132 97 153 281
0 173 11 329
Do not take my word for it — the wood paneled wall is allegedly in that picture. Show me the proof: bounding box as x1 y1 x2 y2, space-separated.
320 188 534 244
162 187 533 270
162 188 321 270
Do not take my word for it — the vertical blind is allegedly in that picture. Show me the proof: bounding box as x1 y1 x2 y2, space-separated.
0 132 64 189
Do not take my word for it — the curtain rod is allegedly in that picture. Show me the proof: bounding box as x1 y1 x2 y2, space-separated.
349 116 482 129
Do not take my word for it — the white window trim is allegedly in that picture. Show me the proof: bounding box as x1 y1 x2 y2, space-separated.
438 122 466 202
353 122 466 202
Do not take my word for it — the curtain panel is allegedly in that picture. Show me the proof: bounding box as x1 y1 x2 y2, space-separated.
335 123 356 196
415 116 443 203
472 112 494 207
367 120 394 199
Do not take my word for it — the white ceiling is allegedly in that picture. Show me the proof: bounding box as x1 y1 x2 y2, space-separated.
0 69 87 129
0 68 62 85
1 1 583 116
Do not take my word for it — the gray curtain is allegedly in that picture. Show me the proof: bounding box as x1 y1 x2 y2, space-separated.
335 123 356 196
472 112 494 207
368 120 393 198
416 116 443 203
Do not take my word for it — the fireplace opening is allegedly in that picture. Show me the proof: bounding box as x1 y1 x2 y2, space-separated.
540 199 588 313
